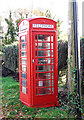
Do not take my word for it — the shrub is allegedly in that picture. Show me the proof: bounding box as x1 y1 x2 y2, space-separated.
2 44 19 72
58 40 68 70
80 38 84 95
2 40 68 73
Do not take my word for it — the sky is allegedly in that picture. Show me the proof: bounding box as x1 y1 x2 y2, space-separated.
0 0 68 20
0 0 83 37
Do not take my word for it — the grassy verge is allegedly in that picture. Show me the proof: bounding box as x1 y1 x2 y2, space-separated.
1 77 69 119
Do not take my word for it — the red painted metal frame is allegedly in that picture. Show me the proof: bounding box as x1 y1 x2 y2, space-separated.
32 32 58 107
19 17 59 107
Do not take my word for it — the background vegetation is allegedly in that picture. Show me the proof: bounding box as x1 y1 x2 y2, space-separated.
0 8 84 119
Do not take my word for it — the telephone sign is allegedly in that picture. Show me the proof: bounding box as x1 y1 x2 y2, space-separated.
33 24 54 28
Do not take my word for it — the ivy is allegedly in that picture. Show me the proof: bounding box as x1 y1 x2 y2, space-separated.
67 67 82 118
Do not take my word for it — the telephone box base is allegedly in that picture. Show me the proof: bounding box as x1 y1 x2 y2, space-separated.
20 99 59 108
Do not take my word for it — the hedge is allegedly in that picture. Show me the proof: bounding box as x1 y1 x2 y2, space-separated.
2 45 19 72
2 41 68 73
58 40 68 70
1 39 84 94
80 38 84 94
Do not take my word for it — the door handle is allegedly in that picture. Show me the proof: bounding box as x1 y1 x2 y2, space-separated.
32 59 34 63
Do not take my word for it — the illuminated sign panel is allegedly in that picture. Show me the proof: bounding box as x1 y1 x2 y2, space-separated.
19 20 29 32
33 24 54 28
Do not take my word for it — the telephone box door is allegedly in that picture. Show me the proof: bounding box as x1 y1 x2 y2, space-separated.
32 32 58 106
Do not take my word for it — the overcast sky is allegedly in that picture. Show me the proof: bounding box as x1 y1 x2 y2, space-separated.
0 0 83 36
0 0 68 19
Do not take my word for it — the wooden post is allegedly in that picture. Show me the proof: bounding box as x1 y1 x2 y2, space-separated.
68 0 75 93
68 0 81 118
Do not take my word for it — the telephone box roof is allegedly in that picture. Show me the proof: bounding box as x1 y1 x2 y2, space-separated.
18 17 57 26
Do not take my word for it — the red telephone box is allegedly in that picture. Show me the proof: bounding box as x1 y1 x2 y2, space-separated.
18 17 59 107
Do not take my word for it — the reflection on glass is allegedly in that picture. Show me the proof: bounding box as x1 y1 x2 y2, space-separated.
21 43 26 49
22 65 26 72
38 50 50 57
51 36 53 42
51 50 53 56
52 65 53 71
38 58 50 64
39 80 51 87
22 73 26 79
39 81 43 87
22 80 26 86
52 58 53 64
39 88 51 95
36 65 51 72
35 35 50 42
21 36 25 42
35 34 54 96
35 43 50 49
35 50 37 56
39 73 51 79
51 43 53 49
48 58 50 64
21 51 26 57
36 50 52 57
52 80 54 85
22 58 26 64
22 86 26 94
52 73 54 79
38 50 44 56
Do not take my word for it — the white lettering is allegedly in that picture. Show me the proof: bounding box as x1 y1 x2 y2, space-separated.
33 24 54 28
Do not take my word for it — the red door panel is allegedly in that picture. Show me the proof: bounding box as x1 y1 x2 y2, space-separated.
32 32 57 106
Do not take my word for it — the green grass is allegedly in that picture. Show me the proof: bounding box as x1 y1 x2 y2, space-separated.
1 77 70 118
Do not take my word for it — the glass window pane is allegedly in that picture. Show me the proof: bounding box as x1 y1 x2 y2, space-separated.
38 58 50 64
22 80 26 86
21 51 26 57
21 43 26 49
52 58 53 64
52 73 54 79
39 81 43 87
38 80 51 87
51 36 53 42
37 65 51 72
35 35 50 42
51 50 53 56
35 50 37 56
39 88 51 95
22 58 27 64
36 73 37 79
38 50 50 57
35 35 37 40
22 65 26 72
22 73 26 79
21 36 25 42
48 58 51 64
22 86 26 94
35 43 50 49
52 65 53 71
35 43 37 49
39 73 51 79
51 43 53 49
52 80 54 85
